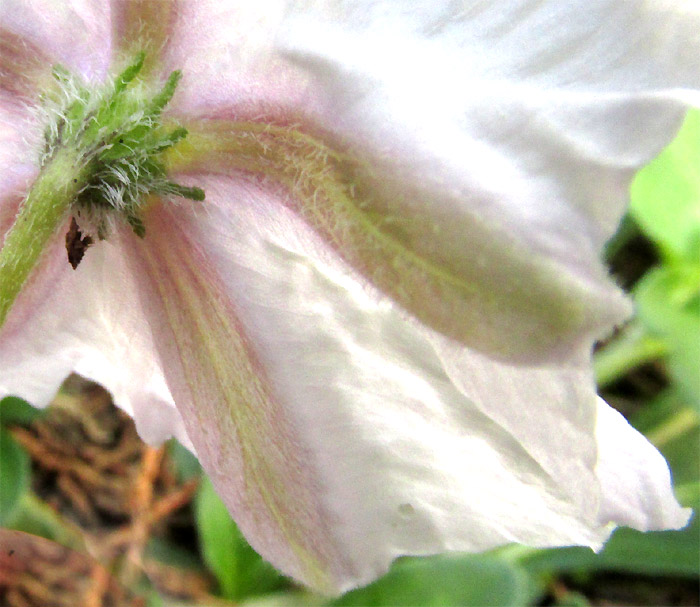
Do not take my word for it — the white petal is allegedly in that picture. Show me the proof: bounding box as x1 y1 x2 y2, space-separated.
115 173 686 593
595 398 691 531
279 0 700 241
0 100 38 232
0 230 193 451
0 0 110 82
159 0 316 120
272 0 700 361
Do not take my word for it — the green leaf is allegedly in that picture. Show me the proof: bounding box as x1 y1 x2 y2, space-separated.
631 389 691 436
651 419 699 488
635 265 700 409
0 427 31 524
332 554 534 607
146 536 204 570
629 390 699 487
630 109 700 262
146 592 165 607
0 396 44 425
238 592 327 607
166 438 201 483
660 426 700 488
6 493 84 548
521 484 699 579
195 476 286 600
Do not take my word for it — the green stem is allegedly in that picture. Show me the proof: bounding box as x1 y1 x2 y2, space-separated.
0 148 84 328
646 407 699 448
594 322 668 388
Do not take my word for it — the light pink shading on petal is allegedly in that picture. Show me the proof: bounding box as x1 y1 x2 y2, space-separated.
0 29 55 101
161 0 319 122
0 0 111 82
0 228 192 450
0 100 40 238
122 195 350 593
109 0 180 75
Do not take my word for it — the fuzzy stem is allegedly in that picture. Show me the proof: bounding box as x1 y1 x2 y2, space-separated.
0 148 84 328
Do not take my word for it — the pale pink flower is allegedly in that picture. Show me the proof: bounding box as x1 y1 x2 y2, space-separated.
0 0 697 594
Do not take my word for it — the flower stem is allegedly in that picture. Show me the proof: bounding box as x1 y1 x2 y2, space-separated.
0 148 84 328
594 322 668 388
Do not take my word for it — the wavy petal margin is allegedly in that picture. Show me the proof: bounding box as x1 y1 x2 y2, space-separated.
106 174 686 592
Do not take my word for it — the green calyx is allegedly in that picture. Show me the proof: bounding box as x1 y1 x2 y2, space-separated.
0 53 205 328
42 52 204 239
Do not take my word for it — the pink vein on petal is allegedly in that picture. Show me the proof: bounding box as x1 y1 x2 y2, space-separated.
123 202 348 591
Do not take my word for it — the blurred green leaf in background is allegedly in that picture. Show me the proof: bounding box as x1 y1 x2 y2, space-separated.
195 476 288 601
629 110 700 411
630 110 700 263
0 426 30 525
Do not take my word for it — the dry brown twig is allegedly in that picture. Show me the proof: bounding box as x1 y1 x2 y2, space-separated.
3 376 210 605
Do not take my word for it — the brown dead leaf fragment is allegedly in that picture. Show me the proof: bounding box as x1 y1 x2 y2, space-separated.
7 375 211 603
0 530 144 607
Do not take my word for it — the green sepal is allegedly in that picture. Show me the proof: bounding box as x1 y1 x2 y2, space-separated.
160 183 206 201
0 53 205 329
127 213 147 238
62 90 90 141
40 54 204 235
151 127 189 153
113 51 146 95
149 70 182 116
